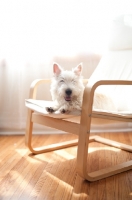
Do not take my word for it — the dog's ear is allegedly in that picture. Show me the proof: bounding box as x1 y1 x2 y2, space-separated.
53 63 63 75
73 63 83 76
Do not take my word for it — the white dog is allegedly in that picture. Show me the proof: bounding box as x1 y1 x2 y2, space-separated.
46 63 117 114
46 63 84 113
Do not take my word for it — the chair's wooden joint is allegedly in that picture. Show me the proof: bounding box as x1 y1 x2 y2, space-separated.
88 114 91 117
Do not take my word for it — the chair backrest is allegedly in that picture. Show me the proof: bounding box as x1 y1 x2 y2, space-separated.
89 15 132 112
89 50 132 112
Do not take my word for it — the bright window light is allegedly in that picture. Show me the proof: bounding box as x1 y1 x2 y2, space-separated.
0 0 132 66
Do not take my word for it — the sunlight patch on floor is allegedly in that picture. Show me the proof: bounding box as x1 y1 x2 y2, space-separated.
55 149 75 160
88 146 121 153
15 149 28 156
3 170 33 198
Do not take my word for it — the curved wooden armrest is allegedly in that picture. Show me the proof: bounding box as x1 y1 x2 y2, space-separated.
29 79 51 99
89 79 132 89
82 80 132 116
86 79 132 94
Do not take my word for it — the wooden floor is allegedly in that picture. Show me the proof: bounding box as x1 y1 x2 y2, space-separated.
0 132 132 200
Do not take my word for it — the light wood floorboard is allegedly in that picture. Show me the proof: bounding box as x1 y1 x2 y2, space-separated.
0 132 132 200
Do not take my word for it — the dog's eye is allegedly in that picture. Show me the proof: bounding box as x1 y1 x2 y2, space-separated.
60 80 64 83
72 80 76 84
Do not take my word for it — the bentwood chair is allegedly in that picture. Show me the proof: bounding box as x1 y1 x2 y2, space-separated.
25 50 132 182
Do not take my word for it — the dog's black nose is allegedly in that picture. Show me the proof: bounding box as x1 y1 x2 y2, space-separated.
65 89 72 95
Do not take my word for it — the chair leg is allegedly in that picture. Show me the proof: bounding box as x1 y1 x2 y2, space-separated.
25 110 34 153
77 133 132 182
25 110 79 154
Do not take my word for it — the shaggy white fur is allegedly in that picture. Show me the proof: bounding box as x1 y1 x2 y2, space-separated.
46 63 84 113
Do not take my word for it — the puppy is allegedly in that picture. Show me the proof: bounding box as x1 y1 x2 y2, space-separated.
46 63 84 113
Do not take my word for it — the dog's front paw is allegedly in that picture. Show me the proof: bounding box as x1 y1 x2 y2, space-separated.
59 108 70 114
45 107 55 113
60 109 66 114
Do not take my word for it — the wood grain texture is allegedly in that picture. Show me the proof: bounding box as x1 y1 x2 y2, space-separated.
0 133 132 200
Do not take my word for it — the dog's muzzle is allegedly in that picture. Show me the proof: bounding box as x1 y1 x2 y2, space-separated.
65 89 72 101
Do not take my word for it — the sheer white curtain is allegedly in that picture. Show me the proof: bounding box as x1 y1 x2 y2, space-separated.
0 0 131 134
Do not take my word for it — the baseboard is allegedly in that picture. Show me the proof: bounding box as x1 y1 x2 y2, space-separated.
0 128 132 135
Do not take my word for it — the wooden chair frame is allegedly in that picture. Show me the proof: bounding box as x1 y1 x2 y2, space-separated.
25 79 132 182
